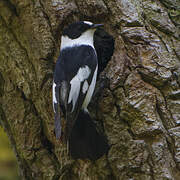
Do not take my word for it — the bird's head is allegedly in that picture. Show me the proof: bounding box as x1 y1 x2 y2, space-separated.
62 21 103 40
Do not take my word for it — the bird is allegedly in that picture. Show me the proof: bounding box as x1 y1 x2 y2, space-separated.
53 21 109 160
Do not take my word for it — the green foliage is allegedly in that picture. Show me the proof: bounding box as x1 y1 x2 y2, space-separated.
0 127 19 180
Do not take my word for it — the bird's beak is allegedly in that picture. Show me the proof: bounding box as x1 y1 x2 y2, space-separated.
91 24 104 29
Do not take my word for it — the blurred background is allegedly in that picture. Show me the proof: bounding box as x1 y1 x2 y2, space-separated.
0 127 19 180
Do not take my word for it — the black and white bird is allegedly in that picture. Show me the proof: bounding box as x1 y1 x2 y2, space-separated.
53 21 109 160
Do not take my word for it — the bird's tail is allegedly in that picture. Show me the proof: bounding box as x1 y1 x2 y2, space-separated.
69 110 109 160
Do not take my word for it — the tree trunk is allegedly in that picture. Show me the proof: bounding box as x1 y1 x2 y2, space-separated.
0 0 180 179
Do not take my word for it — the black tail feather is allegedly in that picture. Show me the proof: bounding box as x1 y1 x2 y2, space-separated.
69 110 109 160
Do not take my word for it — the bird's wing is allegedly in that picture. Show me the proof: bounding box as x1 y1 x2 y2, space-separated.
53 56 69 140
52 81 61 139
65 64 98 140
53 46 97 140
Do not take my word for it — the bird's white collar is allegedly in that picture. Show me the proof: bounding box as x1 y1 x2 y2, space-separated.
60 29 96 50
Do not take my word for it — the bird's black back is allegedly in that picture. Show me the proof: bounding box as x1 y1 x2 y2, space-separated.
54 45 98 140
54 45 97 84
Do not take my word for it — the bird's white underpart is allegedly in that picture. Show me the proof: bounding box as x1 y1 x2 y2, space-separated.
68 65 91 112
82 65 98 109
61 29 96 50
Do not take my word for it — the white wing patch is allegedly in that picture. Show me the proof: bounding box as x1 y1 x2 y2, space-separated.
82 65 98 109
83 21 93 25
52 81 57 112
53 81 57 103
82 80 89 94
68 66 91 112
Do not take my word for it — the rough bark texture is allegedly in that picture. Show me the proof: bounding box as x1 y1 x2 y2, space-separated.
0 0 180 179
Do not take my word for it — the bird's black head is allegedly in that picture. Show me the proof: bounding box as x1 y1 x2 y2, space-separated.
62 21 103 39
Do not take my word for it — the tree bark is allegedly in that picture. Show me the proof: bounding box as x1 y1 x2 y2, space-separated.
0 0 180 179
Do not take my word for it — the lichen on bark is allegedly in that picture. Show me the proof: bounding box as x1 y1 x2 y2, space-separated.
0 0 180 179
